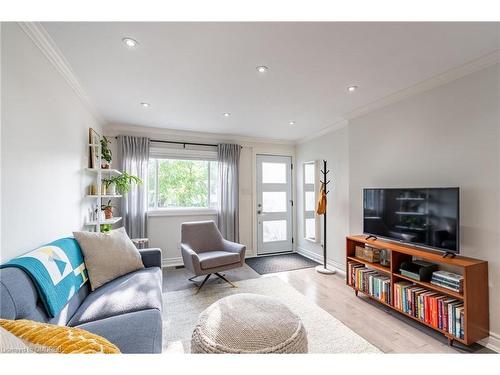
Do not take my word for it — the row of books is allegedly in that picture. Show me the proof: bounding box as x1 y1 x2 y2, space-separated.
430 270 463 293
394 281 464 339
348 261 391 304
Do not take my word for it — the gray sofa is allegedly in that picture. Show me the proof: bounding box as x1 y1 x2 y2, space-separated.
0 247 163 354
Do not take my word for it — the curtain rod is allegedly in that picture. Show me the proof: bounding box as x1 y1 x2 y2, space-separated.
150 139 218 148
115 137 242 148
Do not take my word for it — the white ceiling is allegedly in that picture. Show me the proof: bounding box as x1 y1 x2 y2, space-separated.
42 22 499 141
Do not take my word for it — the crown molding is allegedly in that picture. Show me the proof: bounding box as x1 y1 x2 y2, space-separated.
105 123 296 147
345 50 500 121
296 51 500 145
295 119 349 145
17 22 104 125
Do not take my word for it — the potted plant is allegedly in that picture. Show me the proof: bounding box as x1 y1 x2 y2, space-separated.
100 136 112 169
96 199 115 220
106 172 143 194
100 224 112 233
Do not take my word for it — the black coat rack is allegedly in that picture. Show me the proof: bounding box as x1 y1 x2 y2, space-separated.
316 159 336 274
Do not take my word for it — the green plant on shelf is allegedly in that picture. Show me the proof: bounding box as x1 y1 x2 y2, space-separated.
100 136 112 164
103 172 142 194
95 199 115 219
100 224 112 233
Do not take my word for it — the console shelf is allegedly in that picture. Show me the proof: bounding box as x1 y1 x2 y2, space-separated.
346 235 489 346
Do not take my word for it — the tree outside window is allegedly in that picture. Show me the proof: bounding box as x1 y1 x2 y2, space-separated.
148 158 218 209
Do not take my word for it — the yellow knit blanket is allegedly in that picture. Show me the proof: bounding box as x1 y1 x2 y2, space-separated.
0 319 120 354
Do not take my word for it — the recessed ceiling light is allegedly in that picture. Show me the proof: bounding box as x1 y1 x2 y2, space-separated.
141 102 150 108
223 112 231 117
348 85 358 92
122 37 139 48
289 121 296 126
256 66 269 73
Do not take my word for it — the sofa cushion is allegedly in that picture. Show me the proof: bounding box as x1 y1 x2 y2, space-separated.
198 251 240 270
68 267 162 327
75 309 162 354
73 228 144 291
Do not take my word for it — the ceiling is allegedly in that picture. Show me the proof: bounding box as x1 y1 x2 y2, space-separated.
42 22 500 141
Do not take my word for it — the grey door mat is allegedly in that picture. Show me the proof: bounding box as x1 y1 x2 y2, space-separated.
245 253 320 275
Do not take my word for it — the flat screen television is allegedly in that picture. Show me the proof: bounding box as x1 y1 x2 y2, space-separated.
363 187 459 253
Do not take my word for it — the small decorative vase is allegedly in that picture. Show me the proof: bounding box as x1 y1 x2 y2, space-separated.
106 183 116 195
99 211 106 221
101 184 107 195
101 161 110 169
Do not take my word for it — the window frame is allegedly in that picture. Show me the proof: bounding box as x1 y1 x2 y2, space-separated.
147 146 218 215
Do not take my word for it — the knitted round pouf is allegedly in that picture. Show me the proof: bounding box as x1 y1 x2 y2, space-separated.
191 293 308 353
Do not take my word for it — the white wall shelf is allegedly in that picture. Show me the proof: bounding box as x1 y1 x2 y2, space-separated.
85 217 122 226
86 138 123 232
85 167 122 176
86 194 122 198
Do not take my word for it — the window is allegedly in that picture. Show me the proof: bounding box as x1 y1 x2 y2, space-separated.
148 157 218 210
303 161 318 242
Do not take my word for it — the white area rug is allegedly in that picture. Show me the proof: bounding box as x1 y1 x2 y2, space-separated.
162 276 381 353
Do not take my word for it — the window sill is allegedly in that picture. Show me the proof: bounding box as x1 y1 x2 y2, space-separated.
147 208 218 217
304 237 319 244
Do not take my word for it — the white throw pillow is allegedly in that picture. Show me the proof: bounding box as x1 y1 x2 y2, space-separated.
0 326 34 354
73 227 144 291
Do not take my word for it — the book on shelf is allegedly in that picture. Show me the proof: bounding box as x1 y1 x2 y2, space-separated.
394 281 464 339
432 270 463 283
347 261 391 304
430 277 463 293
431 270 463 292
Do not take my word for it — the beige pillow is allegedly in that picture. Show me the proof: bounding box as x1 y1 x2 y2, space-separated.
73 227 144 291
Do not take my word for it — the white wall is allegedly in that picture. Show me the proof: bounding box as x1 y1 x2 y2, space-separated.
348 63 500 341
104 124 296 266
297 63 500 345
295 125 350 270
1 23 100 261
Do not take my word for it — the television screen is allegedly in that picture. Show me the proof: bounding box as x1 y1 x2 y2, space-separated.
363 188 459 253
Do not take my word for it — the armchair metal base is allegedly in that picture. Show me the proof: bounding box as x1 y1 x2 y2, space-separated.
189 273 237 294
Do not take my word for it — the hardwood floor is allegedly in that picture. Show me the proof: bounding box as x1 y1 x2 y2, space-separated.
163 264 494 353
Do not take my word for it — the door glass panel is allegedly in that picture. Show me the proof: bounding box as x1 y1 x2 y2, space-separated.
263 220 287 242
263 192 287 212
305 218 316 240
262 162 286 183
304 163 315 184
305 191 315 211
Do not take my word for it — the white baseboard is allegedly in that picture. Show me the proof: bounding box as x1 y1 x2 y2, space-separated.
296 246 346 276
479 331 500 353
162 257 183 268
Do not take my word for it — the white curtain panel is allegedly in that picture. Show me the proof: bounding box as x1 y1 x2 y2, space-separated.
117 135 150 239
217 143 241 242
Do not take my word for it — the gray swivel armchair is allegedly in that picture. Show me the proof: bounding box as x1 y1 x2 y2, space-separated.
181 220 246 293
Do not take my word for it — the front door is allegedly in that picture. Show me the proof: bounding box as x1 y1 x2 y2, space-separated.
256 155 293 255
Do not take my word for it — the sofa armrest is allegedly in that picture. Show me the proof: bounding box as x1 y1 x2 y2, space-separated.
222 239 246 263
139 248 162 268
181 244 202 275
